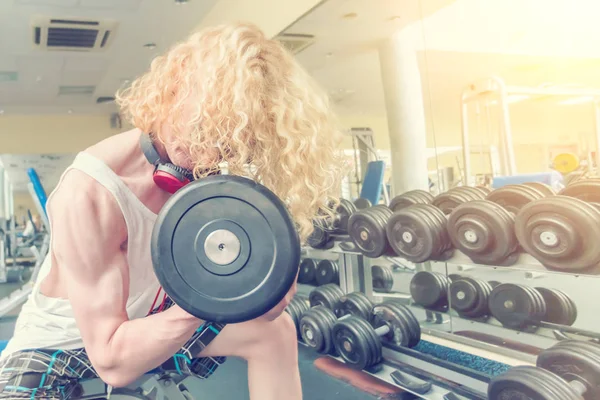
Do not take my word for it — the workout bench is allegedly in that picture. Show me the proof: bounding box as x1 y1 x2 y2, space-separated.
0 341 201 400
77 372 201 400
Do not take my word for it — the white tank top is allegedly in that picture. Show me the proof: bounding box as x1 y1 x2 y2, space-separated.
2 152 162 357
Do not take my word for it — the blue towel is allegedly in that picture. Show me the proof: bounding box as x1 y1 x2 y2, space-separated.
414 340 510 377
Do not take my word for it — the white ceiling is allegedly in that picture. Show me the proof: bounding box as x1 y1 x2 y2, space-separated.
285 0 454 114
0 0 218 115
4 0 600 116
287 0 600 116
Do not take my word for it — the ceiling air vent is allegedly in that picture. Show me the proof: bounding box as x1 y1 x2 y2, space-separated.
275 33 315 54
59 86 96 96
32 16 118 52
96 96 115 104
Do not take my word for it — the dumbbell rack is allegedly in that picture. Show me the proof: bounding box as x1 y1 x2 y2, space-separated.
301 244 364 295
370 256 600 397
291 288 490 399
335 346 490 399
297 249 492 399
362 257 537 364
300 241 600 399
361 252 600 347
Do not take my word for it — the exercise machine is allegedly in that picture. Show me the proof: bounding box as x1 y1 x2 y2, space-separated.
0 168 49 319
460 76 600 184
76 372 203 400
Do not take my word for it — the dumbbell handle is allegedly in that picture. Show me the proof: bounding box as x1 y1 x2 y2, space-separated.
338 314 391 336
570 380 586 396
375 325 390 336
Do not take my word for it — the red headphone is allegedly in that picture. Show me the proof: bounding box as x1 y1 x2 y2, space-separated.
140 134 194 194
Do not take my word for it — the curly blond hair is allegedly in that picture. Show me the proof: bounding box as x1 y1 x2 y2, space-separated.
116 22 344 241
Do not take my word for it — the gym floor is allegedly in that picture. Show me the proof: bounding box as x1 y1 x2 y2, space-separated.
0 276 381 400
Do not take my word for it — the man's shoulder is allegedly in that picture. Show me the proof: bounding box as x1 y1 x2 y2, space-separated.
85 128 141 170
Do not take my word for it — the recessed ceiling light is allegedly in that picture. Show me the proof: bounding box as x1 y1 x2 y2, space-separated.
342 12 358 20
143 43 157 50
0 110 4 115
0 71 18 82
559 96 595 106
326 52 334 58
507 95 530 104
175 0 189 3
389 16 402 21
68 109 73 114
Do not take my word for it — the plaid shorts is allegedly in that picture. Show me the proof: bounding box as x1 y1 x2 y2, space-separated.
0 297 226 399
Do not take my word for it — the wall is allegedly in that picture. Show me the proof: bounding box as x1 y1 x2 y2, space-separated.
338 113 453 178
1 114 119 216
428 102 597 177
337 99 596 189
338 114 391 149
0 114 119 154
12 192 37 222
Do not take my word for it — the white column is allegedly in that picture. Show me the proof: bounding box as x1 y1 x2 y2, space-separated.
0 168 5 220
3 171 11 219
378 28 429 196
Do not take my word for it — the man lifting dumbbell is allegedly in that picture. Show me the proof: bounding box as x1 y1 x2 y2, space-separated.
0 22 343 400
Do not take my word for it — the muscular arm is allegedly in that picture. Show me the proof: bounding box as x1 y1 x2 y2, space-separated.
50 171 202 387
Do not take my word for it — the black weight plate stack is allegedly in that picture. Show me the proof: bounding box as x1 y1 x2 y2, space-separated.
475 186 492 196
515 196 600 272
332 316 382 370
307 221 331 249
488 280 501 289
372 204 393 212
333 199 357 234
284 299 301 331
390 301 421 348
373 300 421 348
315 259 339 286
534 287 578 326
309 284 344 311
590 202 600 213
559 179 600 203
447 200 519 266
353 197 372 210
299 305 338 354
388 190 433 212
488 283 545 330
296 295 310 312
522 182 555 197
152 175 300 324
449 276 493 319
347 207 393 258
421 204 454 254
432 189 473 215
538 340 600 400
337 292 374 321
371 265 394 293
488 365 582 400
449 186 487 201
386 205 436 262
528 284 547 327
486 184 546 215
285 295 311 338
386 204 452 263
415 190 435 203
409 271 450 311
298 259 317 284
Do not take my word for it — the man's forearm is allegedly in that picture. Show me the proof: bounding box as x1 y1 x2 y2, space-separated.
101 306 203 386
